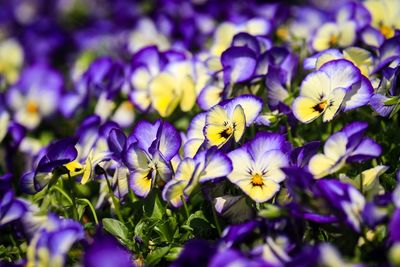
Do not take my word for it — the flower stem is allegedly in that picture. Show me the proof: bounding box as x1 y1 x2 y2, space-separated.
180 195 190 219
212 205 222 236
78 198 99 225
103 170 124 223
66 171 79 221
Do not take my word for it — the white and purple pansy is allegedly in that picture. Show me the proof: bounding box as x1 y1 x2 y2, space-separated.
162 147 232 208
26 215 84 267
316 179 366 232
6 64 63 130
227 132 290 203
293 59 372 123
124 119 181 197
308 121 382 179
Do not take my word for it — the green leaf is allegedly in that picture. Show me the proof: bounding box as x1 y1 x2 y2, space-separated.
145 246 170 266
154 217 177 242
164 247 182 261
384 96 400 106
144 190 165 220
258 204 282 219
186 210 214 238
76 203 86 220
102 218 130 245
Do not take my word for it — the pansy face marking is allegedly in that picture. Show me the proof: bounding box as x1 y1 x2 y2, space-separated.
204 105 245 148
293 59 361 123
227 133 290 203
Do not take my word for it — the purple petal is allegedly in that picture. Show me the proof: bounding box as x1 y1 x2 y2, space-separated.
389 209 400 243
370 94 396 117
290 141 321 167
197 84 224 111
107 128 127 159
132 120 159 152
155 120 182 161
221 46 257 85
341 121 368 139
195 147 233 182
347 137 382 162
231 32 260 54
20 172 37 194
342 76 373 111
246 132 291 160
84 232 133 267
36 137 78 173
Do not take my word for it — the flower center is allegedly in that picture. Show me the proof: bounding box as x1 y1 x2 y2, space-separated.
379 24 394 39
329 34 338 46
219 126 233 139
121 101 134 110
313 100 328 113
251 173 264 186
26 100 38 114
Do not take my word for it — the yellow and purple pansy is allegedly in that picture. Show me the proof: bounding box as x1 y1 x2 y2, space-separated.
227 132 290 203
204 94 262 148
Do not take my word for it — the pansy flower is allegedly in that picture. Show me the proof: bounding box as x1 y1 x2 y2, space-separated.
128 46 166 112
26 215 84 267
316 179 366 232
149 58 197 117
162 147 232 208
83 231 133 267
311 19 356 52
0 38 24 84
20 137 79 194
308 121 382 179
292 59 371 123
124 119 181 197
204 94 262 148
227 132 290 203
6 65 63 130
363 0 400 39
0 190 29 227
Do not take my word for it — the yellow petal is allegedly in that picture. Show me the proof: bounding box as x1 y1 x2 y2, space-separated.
180 75 196 112
232 105 246 142
150 73 179 117
205 124 231 147
237 179 280 203
292 97 322 123
207 105 229 125
308 154 337 179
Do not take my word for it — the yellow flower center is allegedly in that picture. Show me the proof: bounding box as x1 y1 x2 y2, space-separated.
276 26 289 40
329 34 338 46
313 100 328 113
121 101 134 110
26 100 38 114
251 173 264 186
379 24 394 39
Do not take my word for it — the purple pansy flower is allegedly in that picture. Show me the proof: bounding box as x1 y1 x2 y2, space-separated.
84 232 134 267
26 215 84 267
124 119 181 197
20 137 78 194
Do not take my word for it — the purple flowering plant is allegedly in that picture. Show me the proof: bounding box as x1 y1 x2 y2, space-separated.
1 0 400 266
